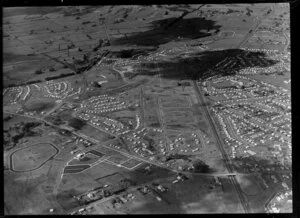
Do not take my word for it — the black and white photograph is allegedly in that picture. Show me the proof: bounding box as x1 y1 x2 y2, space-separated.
3 2 293 215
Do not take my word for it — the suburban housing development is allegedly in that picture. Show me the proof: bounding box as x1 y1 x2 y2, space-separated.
3 4 291 214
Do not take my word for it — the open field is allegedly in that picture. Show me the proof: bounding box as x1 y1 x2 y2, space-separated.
144 97 161 128
164 110 196 130
107 153 130 165
121 158 143 169
78 124 114 141
11 143 58 172
4 171 60 215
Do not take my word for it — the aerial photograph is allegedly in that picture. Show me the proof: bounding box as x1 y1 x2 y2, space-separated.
3 3 291 214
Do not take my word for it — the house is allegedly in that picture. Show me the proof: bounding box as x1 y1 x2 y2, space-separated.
156 196 162 202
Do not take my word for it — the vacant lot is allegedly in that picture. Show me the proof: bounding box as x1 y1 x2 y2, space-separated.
107 153 130 165
165 111 196 130
79 124 114 142
24 97 56 112
121 158 143 169
160 96 189 108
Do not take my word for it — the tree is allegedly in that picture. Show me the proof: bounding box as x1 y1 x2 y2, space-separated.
35 69 43 75
83 54 89 62
68 118 86 130
192 159 211 173
166 153 190 161
119 179 136 189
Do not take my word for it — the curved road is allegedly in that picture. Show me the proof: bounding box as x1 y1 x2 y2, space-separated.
9 142 59 173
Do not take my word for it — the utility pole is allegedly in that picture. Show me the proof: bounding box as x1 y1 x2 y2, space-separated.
103 22 111 43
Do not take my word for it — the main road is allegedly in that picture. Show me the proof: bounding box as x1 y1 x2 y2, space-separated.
190 9 275 212
192 80 251 213
4 110 248 179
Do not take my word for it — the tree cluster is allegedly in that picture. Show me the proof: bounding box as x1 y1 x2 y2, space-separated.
45 72 75 81
165 153 190 161
192 159 211 173
34 69 44 75
68 118 86 130
119 179 137 189
3 122 41 150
